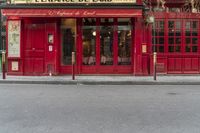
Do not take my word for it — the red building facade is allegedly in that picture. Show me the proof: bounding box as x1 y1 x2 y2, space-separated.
2 0 200 75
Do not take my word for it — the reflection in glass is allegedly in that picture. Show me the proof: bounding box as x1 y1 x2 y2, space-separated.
192 38 198 44
192 46 198 52
176 21 181 29
175 46 181 52
168 38 174 44
169 46 174 52
159 21 164 29
186 45 190 52
100 18 114 65
61 19 76 65
192 21 198 29
82 18 96 65
186 22 190 29
186 38 190 44
118 18 131 65
176 30 181 36
192 30 198 36
176 38 181 44
185 30 191 36
159 46 164 52
159 37 164 44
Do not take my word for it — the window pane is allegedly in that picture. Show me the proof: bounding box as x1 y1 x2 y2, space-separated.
159 21 164 29
168 31 174 36
100 19 114 65
168 21 174 29
192 38 198 44
152 46 158 52
175 46 181 52
176 38 181 44
159 29 164 36
168 21 174 36
185 30 191 36
159 46 164 52
186 22 190 30
118 18 131 65
82 18 96 65
176 30 181 36
159 37 164 44
169 46 174 52
152 37 159 45
176 21 181 29
100 18 114 25
192 21 198 29
185 46 190 52
186 38 190 44
192 46 198 52
168 38 174 44
152 29 157 36
192 30 198 36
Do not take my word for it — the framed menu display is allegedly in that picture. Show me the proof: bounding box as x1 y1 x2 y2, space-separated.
8 20 21 58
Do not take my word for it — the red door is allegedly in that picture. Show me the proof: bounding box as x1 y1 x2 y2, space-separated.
24 23 45 75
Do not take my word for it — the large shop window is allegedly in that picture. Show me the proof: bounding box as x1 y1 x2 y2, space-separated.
118 18 132 65
152 19 165 53
152 19 199 54
82 18 96 65
185 20 199 53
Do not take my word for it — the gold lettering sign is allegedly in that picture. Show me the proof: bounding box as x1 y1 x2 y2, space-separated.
11 0 136 4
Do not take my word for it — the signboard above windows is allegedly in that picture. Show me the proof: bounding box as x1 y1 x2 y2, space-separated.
10 0 136 4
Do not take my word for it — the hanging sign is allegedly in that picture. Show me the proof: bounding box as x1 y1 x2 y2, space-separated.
8 20 21 58
10 0 136 4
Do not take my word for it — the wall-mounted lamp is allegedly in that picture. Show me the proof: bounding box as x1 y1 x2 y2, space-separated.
146 15 155 24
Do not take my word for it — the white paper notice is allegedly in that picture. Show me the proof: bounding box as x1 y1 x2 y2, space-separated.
8 20 21 58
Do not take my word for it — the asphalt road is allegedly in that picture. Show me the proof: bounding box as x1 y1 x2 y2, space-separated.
0 84 200 133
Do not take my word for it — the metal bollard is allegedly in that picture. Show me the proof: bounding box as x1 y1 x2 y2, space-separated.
72 52 75 80
2 51 6 79
153 52 157 81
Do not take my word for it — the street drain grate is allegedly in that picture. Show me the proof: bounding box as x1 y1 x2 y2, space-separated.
167 92 178 95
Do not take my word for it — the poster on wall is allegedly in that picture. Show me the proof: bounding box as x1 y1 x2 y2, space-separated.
8 20 21 58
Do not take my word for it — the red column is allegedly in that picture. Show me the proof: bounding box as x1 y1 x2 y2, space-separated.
134 18 143 75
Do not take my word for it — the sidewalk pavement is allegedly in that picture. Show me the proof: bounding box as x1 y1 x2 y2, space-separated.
0 74 200 85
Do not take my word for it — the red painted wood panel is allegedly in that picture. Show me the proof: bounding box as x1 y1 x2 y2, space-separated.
184 58 191 71
34 58 44 73
175 58 182 71
168 58 175 71
142 56 149 75
24 58 33 74
191 58 199 71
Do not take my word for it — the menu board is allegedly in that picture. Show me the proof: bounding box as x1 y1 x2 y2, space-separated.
8 20 21 58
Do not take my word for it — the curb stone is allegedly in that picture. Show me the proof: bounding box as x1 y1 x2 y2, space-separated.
0 80 200 85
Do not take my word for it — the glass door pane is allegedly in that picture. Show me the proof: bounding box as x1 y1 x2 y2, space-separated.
61 19 76 65
118 18 132 65
100 18 114 65
82 18 96 65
